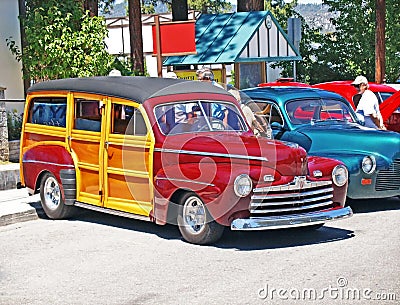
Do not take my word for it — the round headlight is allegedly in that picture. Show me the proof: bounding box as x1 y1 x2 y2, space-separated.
234 174 253 197
332 164 348 187
362 155 376 174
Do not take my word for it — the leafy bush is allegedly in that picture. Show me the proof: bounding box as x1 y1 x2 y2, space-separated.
6 0 113 82
7 110 22 141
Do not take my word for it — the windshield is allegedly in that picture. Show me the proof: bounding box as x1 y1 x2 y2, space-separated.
286 98 357 125
154 100 248 135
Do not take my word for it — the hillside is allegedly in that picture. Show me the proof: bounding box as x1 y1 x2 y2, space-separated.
295 4 337 33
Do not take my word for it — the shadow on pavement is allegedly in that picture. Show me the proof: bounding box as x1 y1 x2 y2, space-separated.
214 226 354 251
347 196 400 214
41 207 354 251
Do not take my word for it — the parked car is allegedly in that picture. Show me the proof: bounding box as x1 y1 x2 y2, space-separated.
258 78 311 88
379 90 400 133
241 86 400 200
312 80 399 132
19 76 352 245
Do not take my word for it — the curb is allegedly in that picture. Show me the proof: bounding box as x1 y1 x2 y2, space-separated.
0 189 41 226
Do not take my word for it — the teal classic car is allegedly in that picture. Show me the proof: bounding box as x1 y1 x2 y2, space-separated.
241 86 400 199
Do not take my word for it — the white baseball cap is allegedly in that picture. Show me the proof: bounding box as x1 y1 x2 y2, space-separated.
109 69 122 76
351 76 368 85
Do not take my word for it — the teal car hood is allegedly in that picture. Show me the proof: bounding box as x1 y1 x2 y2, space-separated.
283 122 400 172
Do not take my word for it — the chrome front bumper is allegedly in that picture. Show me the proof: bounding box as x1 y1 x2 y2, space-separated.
230 206 353 231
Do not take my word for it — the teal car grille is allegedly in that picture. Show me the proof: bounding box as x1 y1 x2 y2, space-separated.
376 159 400 191
250 178 334 216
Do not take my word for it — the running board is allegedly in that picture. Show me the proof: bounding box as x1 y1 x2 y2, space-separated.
74 201 151 222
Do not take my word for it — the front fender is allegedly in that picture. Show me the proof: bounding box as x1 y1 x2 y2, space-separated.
311 151 391 174
307 155 348 206
153 162 254 226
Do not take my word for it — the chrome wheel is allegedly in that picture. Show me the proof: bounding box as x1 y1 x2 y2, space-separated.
43 176 61 211
177 193 224 245
40 172 75 219
182 196 206 235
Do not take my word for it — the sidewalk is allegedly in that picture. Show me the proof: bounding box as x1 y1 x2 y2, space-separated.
0 162 20 191
0 186 41 226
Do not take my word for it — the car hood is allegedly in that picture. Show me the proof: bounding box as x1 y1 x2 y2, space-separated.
157 132 308 176
293 123 400 167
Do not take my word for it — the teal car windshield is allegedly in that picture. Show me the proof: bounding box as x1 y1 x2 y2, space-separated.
285 98 358 125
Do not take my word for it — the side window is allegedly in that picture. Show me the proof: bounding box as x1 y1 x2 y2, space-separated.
253 101 283 126
270 104 283 125
111 103 147 136
74 99 101 132
28 97 67 127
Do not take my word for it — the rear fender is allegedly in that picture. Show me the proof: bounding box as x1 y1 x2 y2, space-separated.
22 143 76 204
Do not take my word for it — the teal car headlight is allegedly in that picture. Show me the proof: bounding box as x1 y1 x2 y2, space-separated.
332 165 348 187
362 155 376 174
234 174 253 197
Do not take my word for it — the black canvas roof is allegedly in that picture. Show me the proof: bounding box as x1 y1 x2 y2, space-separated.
27 76 231 103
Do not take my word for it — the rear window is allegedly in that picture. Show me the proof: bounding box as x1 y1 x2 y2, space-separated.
28 98 67 127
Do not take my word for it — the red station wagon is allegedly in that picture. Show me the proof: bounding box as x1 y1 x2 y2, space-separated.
19 77 352 244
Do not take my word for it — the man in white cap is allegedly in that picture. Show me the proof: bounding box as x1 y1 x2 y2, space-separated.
352 75 385 129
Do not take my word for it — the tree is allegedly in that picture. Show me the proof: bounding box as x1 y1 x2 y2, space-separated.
321 0 399 82
263 0 331 83
139 0 231 14
265 0 399 83
81 0 117 16
128 0 145 74
237 0 264 11
84 0 98 16
7 0 113 82
188 0 232 13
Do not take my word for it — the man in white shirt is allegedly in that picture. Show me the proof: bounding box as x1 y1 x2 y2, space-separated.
352 76 386 129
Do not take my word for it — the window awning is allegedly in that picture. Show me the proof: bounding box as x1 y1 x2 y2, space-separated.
163 11 301 66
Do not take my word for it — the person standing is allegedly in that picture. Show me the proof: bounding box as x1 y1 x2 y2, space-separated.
197 68 228 126
352 76 386 130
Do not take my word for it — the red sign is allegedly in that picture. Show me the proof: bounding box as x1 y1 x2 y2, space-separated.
152 20 196 56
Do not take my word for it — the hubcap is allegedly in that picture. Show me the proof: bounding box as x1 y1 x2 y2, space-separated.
44 176 61 210
182 196 206 235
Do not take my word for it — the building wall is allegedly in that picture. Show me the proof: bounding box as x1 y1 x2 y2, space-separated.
0 0 24 99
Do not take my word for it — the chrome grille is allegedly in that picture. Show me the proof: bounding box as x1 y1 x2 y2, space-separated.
250 176 334 216
376 159 400 191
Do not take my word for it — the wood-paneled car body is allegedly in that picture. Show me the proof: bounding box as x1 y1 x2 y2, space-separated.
241 86 400 200
20 77 352 244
